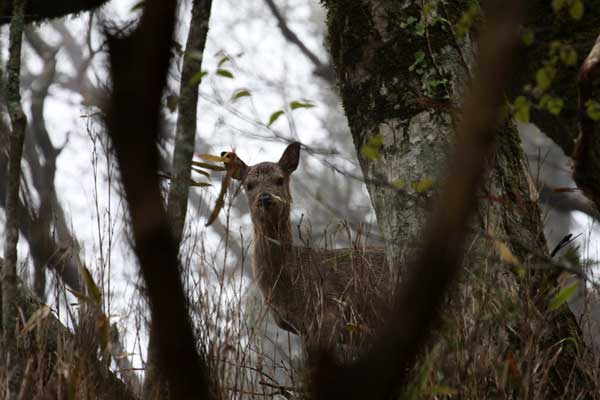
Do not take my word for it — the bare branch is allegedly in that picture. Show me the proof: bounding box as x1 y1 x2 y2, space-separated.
263 0 335 82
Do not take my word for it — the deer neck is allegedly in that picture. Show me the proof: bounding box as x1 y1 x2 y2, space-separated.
252 211 294 285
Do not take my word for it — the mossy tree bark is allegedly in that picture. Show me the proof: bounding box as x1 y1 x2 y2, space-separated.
322 0 598 397
0 0 108 24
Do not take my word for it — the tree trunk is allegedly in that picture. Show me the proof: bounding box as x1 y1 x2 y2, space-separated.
322 0 596 397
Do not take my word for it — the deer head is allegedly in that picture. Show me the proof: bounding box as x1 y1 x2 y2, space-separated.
230 142 301 238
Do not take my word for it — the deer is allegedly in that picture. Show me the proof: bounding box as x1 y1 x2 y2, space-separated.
224 142 390 347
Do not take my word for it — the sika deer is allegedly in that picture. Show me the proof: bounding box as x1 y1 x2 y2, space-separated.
226 142 389 346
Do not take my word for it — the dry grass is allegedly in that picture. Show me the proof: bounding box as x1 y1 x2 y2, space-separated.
2 161 600 399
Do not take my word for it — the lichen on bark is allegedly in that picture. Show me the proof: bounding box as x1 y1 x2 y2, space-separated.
322 0 595 396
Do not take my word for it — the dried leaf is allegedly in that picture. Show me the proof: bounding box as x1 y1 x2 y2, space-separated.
205 169 232 226
191 160 226 171
191 166 210 178
20 305 51 337
190 181 212 187
79 264 102 306
493 240 522 267
96 313 110 353
198 153 228 162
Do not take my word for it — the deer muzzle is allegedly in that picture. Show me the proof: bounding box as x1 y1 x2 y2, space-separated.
258 192 272 208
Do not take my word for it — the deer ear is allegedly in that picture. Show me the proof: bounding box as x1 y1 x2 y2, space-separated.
222 151 248 181
278 142 301 174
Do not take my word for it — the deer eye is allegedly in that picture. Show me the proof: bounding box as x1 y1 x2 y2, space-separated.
275 177 284 186
246 182 256 191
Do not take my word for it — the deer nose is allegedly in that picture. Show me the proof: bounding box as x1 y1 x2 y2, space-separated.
258 193 272 207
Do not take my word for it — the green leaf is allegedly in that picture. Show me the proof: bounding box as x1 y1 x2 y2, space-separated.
392 178 406 189
360 135 385 160
369 135 384 147
231 89 251 102
267 110 285 126
535 66 555 92
186 50 204 61
290 100 315 110
513 96 530 123
409 51 426 72
217 55 231 67
361 145 380 160
130 1 144 11
521 29 535 46
548 282 579 311
586 100 600 121
560 46 578 66
166 94 178 113
189 70 207 86
415 20 425 36
552 0 566 12
400 16 417 29
569 0 584 20
413 178 435 193
539 95 564 116
216 69 234 79
456 4 480 37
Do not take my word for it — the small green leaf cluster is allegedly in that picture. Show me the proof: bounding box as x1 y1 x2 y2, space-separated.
402 2 450 97
408 50 448 96
585 100 600 121
512 40 577 122
360 135 384 160
187 52 238 87
552 0 585 20
456 3 481 38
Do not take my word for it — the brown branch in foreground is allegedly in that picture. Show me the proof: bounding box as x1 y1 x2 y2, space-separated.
311 2 524 399
2 0 27 396
103 0 211 398
573 33 600 210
